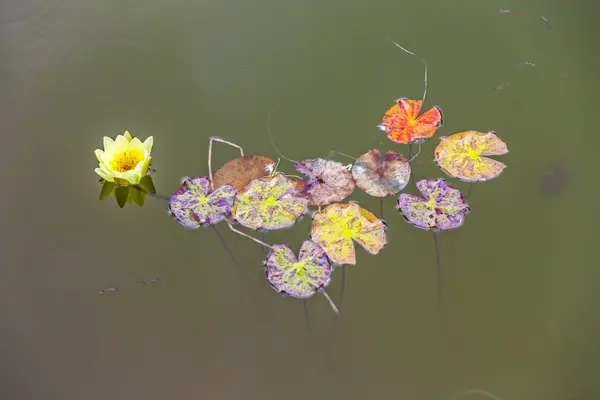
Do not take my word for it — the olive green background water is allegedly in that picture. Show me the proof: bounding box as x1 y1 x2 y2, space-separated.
1 0 598 399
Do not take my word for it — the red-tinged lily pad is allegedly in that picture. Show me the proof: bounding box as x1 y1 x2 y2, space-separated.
294 158 355 206
397 178 469 231
265 240 332 299
352 149 411 197
169 176 236 228
232 173 308 230
379 98 442 144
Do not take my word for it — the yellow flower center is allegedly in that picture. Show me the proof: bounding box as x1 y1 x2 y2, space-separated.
293 262 306 276
343 228 355 238
265 197 277 206
425 199 436 208
110 149 144 172
198 196 208 204
464 148 481 160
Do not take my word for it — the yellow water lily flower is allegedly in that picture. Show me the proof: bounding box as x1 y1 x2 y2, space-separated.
94 130 153 186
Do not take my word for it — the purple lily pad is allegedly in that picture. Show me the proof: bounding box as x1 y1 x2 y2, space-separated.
294 158 355 206
265 240 332 299
397 178 469 231
169 176 236 228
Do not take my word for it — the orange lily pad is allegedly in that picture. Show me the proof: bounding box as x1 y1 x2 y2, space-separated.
379 98 443 144
434 130 509 182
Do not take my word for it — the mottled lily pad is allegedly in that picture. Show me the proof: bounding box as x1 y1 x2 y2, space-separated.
397 178 469 231
265 240 332 299
434 131 508 182
294 158 355 206
232 173 308 230
212 155 276 191
311 203 387 265
379 98 443 144
169 176 236 228
352 149 411 197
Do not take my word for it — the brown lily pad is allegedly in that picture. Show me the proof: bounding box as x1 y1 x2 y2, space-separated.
294 158 355 206
212 155 276 192
352 149 411 197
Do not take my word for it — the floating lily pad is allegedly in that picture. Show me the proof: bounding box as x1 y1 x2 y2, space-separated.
379 98 443 144
294 158 355 206
212 155 276 191
265 240 332 299
311 202 386 265
434 130 508 182
352 149 411 197
397 178 469 231
169 176 236 228
232 173 308 230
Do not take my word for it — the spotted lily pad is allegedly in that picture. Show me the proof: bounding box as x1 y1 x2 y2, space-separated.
294 158 355 206
212 155 276 191
311 203 386 265
352 149 411 197
265 240 332 299
434 130 509 182
232 173 308 230
379 98 443 144
169 176 236 228
397 178 469 231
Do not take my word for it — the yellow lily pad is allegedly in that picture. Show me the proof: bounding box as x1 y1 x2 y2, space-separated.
310 203 387 265
434 130 509 182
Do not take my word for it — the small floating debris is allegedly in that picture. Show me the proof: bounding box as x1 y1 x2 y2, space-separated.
540 15 551 29
141 277 161 284
517 61 536 68
494 81 511 92
99 287 118 294
498 8 517 15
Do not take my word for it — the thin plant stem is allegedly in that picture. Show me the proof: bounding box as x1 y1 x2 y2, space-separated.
408 144 412 161
211 225 245 275
227 222 274 250
338 266 346 313
260 231 268 255
388 38 428 105
208 136 244 191
319 287 340 315
303 300 310 332
131 186 170 201
408 143 421 163
325 150 357 162
433 230 442 310
268 103 298 164
449 389 504 400
466 182 474 198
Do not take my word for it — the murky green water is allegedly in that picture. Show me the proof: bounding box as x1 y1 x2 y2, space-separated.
1 0 598 399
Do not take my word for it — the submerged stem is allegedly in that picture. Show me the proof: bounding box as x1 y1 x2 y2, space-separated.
449 389 504 400
433 230 441 310
227 222 274 250
211 225 245 275
466 182 474 198
338 266 346 313
131 185 170 201
303 300 310 332
319 287 340 315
